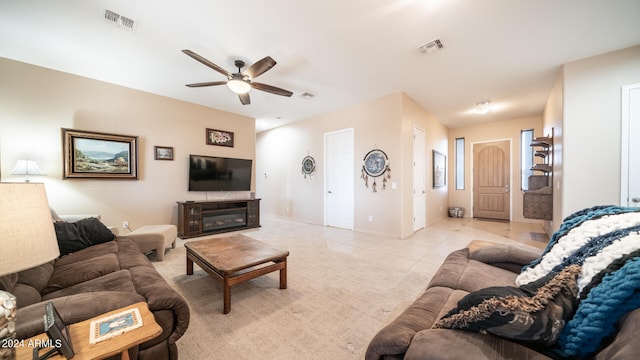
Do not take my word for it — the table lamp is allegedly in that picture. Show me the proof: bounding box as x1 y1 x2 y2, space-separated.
10 160 45 183
0 183 60 359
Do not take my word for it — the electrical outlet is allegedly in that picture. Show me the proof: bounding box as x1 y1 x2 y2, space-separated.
368 216 373 222
122 221 128 229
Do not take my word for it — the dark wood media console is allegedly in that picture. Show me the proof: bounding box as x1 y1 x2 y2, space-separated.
177 199 260 238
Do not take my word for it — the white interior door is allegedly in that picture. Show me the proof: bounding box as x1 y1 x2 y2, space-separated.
621 83 640 207
325 128 354 229
413 126 426 231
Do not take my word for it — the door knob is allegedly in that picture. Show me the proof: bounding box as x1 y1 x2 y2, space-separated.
504 185 510 193
632 197 640 203
328 191 333 194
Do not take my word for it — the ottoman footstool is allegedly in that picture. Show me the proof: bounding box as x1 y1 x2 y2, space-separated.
127 224 177 261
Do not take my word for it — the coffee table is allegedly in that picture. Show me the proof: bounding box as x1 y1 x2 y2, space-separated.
185 234 289 314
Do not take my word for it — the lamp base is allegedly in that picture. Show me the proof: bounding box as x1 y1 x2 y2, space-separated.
0 291 17 360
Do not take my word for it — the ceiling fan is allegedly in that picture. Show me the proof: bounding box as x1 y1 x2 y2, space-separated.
182 49 293 105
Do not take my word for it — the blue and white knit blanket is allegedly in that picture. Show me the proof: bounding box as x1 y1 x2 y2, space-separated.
515 205 640 359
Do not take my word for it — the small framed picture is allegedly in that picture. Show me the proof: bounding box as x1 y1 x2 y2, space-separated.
206 128 234 147
154 146 174 160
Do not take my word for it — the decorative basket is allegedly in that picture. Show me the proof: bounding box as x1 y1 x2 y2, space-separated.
448 207 464 218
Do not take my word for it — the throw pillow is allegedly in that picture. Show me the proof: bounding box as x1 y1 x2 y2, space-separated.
54 217 116 256
433 265 581 347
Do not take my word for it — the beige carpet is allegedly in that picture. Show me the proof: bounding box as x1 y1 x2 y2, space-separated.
152 221 432 360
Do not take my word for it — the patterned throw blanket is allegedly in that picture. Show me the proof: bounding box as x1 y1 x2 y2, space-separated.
515 205 640 358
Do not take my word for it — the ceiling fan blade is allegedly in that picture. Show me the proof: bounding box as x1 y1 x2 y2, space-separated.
182 49 231 77
185 81 228 87
245 56 276 79
253 82 293 97
238 93 250 105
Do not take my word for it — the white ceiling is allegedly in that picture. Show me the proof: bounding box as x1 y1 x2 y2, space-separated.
2 0 639 132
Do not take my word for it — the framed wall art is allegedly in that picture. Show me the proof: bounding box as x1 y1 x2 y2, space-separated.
62 128 138 179
154 146 174 160
432 150 446 188
206 128 234 147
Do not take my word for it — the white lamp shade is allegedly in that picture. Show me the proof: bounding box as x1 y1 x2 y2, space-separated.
0 183 60 276
10 160 44 176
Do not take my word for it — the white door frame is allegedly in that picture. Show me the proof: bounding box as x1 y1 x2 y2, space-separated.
324 128 355 229
413 125 426 231
621 83 640 207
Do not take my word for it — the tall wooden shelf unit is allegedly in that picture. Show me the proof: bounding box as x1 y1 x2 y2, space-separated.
177 199 260 238
523 130 553 220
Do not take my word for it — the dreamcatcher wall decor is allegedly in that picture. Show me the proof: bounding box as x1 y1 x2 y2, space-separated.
301 154 316 179
361 148 391 192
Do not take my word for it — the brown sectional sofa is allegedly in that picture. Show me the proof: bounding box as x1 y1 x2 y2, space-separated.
0 237 189 360
365 241 640 360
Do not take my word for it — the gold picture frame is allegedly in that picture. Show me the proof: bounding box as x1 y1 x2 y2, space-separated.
62 128 138 179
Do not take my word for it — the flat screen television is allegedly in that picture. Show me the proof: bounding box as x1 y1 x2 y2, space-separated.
188 154 252 192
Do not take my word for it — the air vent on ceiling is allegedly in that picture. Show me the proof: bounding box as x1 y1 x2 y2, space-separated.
103 9 138 32
417 38 444 55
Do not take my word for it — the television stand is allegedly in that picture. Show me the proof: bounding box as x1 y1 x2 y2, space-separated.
177 199 260 238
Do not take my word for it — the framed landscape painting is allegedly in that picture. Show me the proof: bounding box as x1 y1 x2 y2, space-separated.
62 128 138 179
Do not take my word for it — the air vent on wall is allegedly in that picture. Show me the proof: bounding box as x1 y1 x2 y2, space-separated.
417 38 444 55
103 9 138 32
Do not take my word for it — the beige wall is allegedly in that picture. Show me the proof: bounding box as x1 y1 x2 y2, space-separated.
558 45 640 223
0 58 256 230
256 93 449 238
542 75 563 234
448 116 543 223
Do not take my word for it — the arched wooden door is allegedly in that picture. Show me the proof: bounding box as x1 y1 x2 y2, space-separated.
473 140 510 220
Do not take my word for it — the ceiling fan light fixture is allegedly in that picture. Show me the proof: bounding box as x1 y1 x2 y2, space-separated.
227 75 251 94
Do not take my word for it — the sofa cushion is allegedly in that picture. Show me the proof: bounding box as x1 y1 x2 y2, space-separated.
43 254 120 294
42 269 136 300
434 264 580 347
365 286 467 360
54 217 116 256
404 329 553 360
0 273 17 292
17 261 54 293
427 249 518 293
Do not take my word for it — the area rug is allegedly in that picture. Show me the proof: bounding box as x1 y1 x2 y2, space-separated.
152 222 431 360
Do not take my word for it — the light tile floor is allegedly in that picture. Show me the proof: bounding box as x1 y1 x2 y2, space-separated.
257 215 549 275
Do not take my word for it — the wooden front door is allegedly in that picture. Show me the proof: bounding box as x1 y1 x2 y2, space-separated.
473 140 510 220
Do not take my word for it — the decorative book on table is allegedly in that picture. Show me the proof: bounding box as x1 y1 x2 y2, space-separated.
89 307 143 344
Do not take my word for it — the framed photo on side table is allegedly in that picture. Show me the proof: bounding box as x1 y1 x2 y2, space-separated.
36 301 74 359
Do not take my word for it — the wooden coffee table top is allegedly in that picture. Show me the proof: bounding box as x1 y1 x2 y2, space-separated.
184 234 289 274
